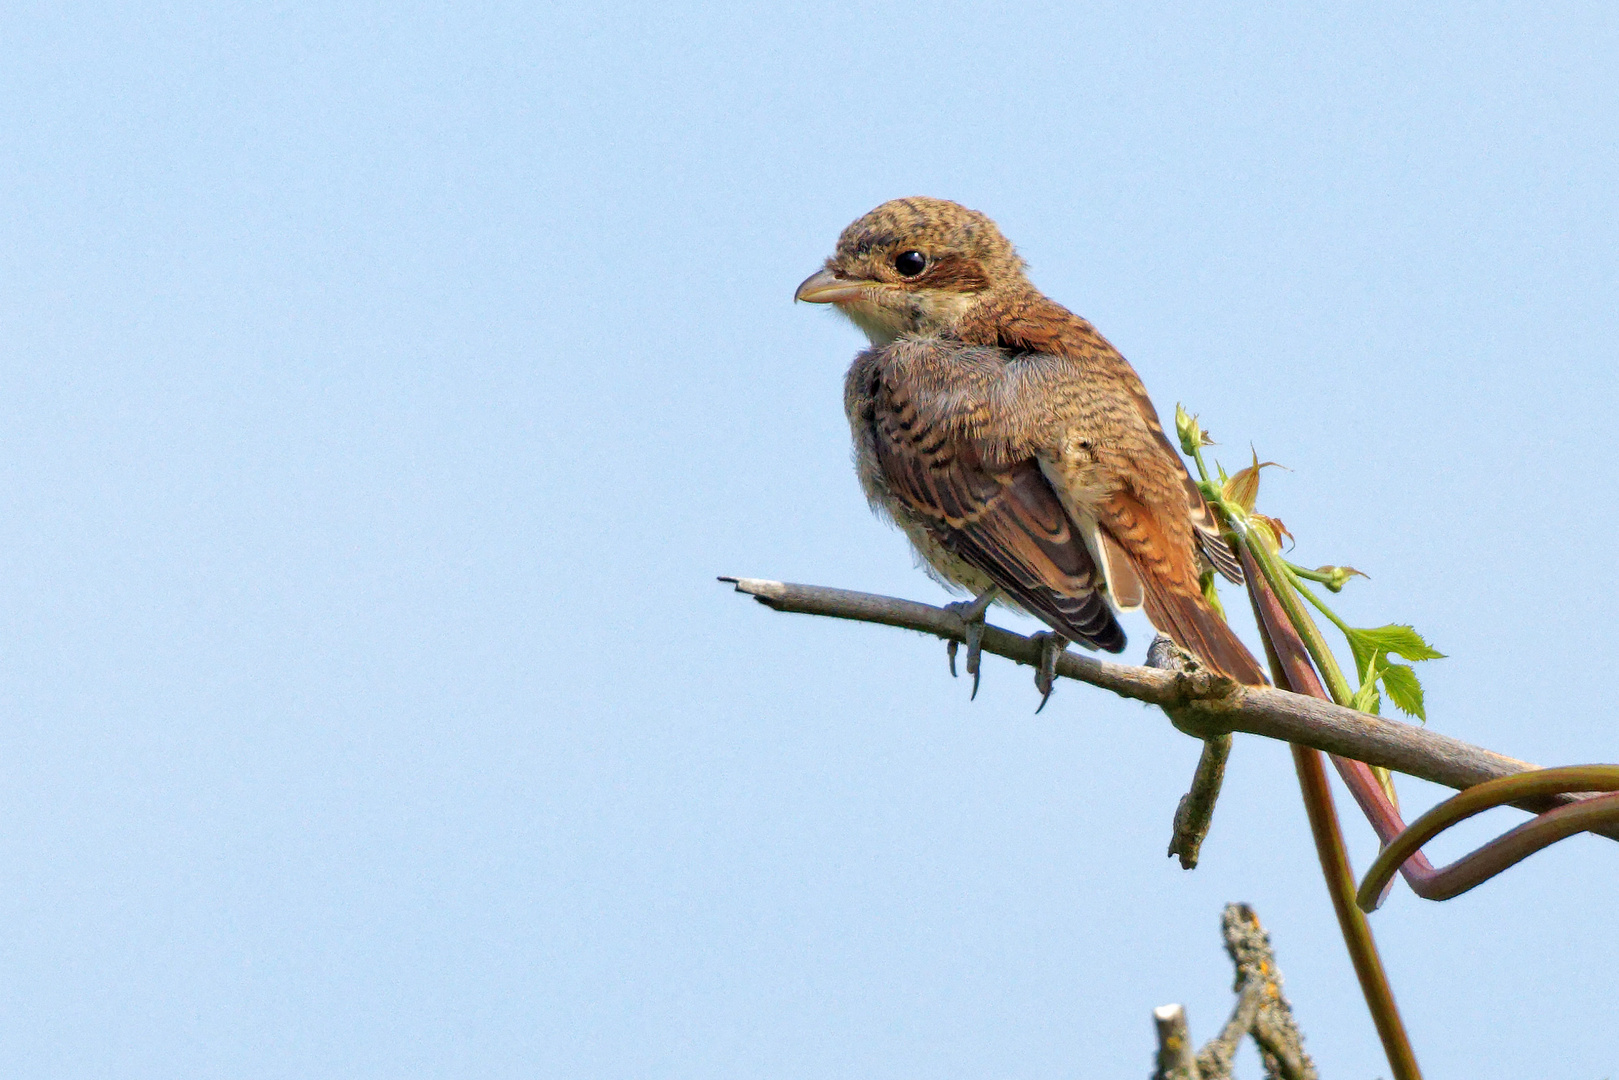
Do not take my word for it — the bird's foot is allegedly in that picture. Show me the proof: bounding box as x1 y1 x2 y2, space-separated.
944 587 998 700
1031 632 1069 713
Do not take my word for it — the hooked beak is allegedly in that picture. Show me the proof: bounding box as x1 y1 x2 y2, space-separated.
795 267 882 304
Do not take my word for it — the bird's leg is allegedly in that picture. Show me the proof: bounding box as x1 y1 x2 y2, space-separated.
944 587 998 699
1031 632 1069 713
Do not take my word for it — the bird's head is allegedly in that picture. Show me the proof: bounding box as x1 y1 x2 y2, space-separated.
795 197 1029 345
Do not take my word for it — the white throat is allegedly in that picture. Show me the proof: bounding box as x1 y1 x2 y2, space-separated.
835 290 979 346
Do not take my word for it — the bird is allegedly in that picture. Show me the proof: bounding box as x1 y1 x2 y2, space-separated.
795 196 1266 704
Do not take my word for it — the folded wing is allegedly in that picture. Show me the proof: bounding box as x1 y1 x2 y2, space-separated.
868 372 1126 652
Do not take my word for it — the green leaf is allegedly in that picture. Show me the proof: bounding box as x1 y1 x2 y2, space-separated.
1346 625 1444 685
1346 633 1378 684
1355 624 1446 662
1381 662 1427 721
1346 645 1427 721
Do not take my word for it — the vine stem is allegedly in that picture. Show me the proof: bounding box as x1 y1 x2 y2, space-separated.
1356 766 1619 909
1241 544 1423 1080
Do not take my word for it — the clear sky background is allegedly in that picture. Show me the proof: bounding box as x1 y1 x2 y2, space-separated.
2 2 1615 1077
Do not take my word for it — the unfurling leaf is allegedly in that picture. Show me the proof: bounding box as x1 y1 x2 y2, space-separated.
1252 513 1294 551
1315 565 1368 592
1221 450 1284 514
1351 652 1383 713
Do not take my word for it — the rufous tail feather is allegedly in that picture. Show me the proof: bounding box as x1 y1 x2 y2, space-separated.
1140 583 1268 686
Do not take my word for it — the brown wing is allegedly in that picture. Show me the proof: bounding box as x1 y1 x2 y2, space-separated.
977 301 1257 680
869 373 1125 652
987 304 1243 584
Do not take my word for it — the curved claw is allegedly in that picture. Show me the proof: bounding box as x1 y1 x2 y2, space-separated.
966 619 984 700
1032 632 1068 713
944 588 997 700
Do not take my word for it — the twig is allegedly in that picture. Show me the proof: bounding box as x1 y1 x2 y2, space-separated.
1151 904 1318 1080
1149 636 1232 870
1151 1004 1200 1080
1169 735 1233 871
720 576 1619 837
1218 904 1316 1080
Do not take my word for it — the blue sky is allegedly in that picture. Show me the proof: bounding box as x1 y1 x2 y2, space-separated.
1 2 1615 1076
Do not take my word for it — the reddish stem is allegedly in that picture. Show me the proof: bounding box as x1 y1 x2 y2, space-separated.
1243 546 1423 1080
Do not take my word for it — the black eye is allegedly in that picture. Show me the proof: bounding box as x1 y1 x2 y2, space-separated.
893 250 927 277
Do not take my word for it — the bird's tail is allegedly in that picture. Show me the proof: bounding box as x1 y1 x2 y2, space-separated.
1141 582 1268 686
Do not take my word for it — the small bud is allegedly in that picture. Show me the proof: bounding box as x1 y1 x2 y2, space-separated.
1174 404 1210 456
1315 565 1368 593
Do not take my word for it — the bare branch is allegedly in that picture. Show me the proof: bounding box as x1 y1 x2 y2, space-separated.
1218 904 1316 1080
1152 1004 1201 1080
722 577 1619 841
1152 904 1317 1080
1169 734 1232 870
1150 636 1233 870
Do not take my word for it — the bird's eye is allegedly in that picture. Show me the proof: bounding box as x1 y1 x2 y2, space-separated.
893 250 927 277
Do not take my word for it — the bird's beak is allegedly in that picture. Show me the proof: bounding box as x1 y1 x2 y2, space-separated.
795 267 880 304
